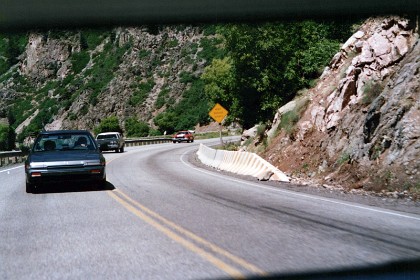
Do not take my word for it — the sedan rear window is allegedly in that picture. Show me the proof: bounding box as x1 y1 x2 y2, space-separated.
33 133 95 152
97 134 118 139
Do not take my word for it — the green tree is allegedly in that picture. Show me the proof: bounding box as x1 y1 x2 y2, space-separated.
71 51 90 74
153 111 177 134
125 118 150 137
0 124 15 151
219 22 296 127
0 124 8 151
94 116 123 135
201 57 239 124
0 33 28 75
215 20 353 128
172 79 210 130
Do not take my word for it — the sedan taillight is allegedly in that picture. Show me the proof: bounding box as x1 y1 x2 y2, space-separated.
31 172 42 177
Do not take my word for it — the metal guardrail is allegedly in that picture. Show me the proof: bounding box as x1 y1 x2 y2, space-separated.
124 137 173 146
0 151 26 167
0 137 173 167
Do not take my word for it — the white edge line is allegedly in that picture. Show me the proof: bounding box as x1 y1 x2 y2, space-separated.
180 149 420 222
0 165 24 173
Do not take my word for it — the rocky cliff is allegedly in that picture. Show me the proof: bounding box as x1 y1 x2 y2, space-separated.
0 26 212 138
252 16 419 195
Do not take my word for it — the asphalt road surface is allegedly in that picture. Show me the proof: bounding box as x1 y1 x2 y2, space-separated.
1 138 420 279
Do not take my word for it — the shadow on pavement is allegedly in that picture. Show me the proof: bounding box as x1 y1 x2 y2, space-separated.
31 181 115 194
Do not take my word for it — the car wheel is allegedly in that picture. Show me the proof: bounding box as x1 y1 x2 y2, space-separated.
191 139 194 143
115 149 119 153
120 146 124 153
173 141 176 143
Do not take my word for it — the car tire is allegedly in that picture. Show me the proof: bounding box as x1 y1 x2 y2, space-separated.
120 146 124 153
173 141 176 143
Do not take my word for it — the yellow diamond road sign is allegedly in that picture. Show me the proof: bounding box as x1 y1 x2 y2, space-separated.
209 103 228 123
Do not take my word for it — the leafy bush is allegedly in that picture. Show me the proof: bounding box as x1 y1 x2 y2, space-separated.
256 123 267 138
125 118 150 137
79 41 129 105
197 37 226 63
80 30 107 50
10 97 33 127
71 51 90 74
0 124 15 151
155 88 170 109
214 20 353 128
279 110 300 135
0 33 28 75
138 49 152 59
154 78 211 133
278 98 309 136
171 79 210 130
179 71 195 84
202 25 217 36
167 39 178 48
94 116 123 135
148 129 161 136
0 58 9 75
129 79 155 106
17 97 59 140
153 111 177 134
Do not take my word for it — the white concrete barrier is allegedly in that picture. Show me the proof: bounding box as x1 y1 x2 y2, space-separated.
196 144 289 182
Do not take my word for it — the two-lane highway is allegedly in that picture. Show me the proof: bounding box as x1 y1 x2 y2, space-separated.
1 139 420 279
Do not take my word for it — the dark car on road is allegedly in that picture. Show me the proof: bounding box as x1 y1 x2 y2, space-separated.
96 132 125 153
172 130 194 143
25 130 106 193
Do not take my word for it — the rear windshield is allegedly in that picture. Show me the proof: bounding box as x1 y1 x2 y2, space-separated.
33 133 96 152
97 134 118 139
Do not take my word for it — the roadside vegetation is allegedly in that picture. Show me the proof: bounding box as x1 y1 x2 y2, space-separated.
0 21 355 150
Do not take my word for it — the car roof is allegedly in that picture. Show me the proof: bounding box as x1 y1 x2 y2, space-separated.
39 130 92 135
97 132 120 135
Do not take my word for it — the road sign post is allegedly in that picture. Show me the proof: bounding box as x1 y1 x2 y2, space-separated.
209 103 228 146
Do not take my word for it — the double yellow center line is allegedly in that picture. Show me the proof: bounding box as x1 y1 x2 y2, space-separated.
108 189 266 279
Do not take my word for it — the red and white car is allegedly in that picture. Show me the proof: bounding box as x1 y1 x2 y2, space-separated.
172 130 194 143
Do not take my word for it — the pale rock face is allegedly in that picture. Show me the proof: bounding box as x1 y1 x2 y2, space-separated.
395 34 409 56
259 16 419 190
5 26 207 132
353 31 365 39
310 106 325 131
21 33 76 82
242 126 258 140
25 35 44 72
368 33 391 57
296 121 313 141
357 49 372 66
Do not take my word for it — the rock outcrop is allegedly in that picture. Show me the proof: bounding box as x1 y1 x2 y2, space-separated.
260 16 419 194
0 26 207 134
21 32 78 82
